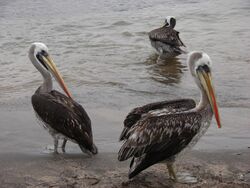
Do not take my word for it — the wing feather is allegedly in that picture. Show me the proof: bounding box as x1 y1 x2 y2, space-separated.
32 90 95 152
118 112 201 161
120 99 196 141
149 27 185 47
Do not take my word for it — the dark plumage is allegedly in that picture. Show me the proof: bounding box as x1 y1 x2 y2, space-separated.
149 17 186 58
149 27 185 47
29 42 97 155
119 111 202 179
118 52 221 180
118 99 198 178
120 99 196 141
32 89 97 154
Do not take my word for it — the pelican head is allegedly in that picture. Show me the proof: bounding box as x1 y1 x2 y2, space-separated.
188 51 221 128
29 42 72 98
164 16 176 28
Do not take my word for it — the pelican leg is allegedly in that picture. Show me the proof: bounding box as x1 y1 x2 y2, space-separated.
167 163 177 181
53 138 59 154
61 139 67 153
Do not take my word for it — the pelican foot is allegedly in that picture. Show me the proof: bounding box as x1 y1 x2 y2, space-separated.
167 163 178 181
42 145 58 154
53 150 59 155
175 172 198 184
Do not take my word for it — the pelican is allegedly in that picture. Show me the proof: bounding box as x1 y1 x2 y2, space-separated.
149 16 186 59
118 51 221 180
29 42 98 155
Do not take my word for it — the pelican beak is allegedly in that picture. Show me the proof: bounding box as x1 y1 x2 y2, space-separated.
41 55 72 99
164 23 169 27
197 69 221 128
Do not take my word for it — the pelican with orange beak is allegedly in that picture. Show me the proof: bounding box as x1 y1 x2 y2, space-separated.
118 51 221 180
29 42 97 155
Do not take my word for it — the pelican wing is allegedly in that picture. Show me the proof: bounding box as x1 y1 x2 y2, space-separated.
118 112 201 178
32 90 95 152
149 27 185 47
119 112 201 160
120 99 195 141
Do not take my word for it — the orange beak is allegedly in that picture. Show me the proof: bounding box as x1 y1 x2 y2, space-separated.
42 55 72 99
197 71 221 128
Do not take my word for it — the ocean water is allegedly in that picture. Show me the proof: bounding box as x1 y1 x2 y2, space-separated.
0 0 249 154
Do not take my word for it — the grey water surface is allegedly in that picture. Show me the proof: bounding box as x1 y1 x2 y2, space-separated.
0 0 249 155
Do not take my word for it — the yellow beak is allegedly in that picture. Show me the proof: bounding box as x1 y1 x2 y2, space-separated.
42 55 72 99
197 70 221 128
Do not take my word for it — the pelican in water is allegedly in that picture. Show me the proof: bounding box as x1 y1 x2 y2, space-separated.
29 42 98 155
149 16 186 59
118 51 221 180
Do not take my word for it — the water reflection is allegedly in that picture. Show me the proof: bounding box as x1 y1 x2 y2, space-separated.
145 54 187 85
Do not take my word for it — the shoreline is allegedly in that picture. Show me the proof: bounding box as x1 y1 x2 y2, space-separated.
0 107 250 153
0 149 250 187
0 108 249 187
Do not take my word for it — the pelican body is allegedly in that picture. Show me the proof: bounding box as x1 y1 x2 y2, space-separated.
118 52 221 180
29 42 97 155
149 16 186 59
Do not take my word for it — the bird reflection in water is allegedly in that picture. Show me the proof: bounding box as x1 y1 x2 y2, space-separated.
145 53 187 85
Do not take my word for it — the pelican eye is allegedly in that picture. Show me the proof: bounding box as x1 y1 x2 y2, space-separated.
201 64 210 73
36 51 48 70
41 50 49 57
197 64 210 73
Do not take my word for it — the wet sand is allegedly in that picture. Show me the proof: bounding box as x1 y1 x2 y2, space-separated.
0 150 250 188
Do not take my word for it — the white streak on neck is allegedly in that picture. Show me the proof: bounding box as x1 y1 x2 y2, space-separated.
40 71 53 93
32 53 53 93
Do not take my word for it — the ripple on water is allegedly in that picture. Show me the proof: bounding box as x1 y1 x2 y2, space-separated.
0 0 249 113
111 20 132 26
121 31 134 37
53 24 87 32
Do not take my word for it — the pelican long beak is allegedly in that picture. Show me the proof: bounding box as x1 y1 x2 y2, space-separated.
197 70 221 128
42 55 72 99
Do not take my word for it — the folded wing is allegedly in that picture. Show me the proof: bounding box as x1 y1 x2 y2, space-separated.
32 90 96 153
120 99 196 141
118 112 201 178
149 27 185 47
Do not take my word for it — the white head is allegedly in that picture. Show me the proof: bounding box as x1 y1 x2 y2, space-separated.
188 51 212 79
32 42 49 55
187 51 221 128
28 42 72 98
164 16 176 28
29 42 50 74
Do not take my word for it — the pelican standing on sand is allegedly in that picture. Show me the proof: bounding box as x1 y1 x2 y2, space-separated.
29 42 98 155
118 51 221 180
149 16 186 59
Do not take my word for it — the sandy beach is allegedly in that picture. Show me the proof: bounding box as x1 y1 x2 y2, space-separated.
0 150 250 188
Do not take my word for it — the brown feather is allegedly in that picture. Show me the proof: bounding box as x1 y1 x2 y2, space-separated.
149 26 185 47
32 88 97 154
